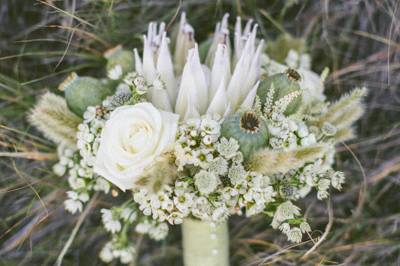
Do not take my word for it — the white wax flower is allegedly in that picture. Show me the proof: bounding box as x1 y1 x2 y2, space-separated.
94 103 179 191
135 13 264 120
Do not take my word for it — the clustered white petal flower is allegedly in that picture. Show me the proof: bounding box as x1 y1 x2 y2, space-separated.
135 13 263 120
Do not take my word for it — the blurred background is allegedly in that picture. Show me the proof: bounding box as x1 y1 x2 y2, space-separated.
0 0 399 265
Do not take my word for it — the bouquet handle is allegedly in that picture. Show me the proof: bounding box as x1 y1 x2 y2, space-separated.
182 218 229 266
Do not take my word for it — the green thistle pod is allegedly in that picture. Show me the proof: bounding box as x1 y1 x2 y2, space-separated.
59 73 115 116
221 111 269 161
104 45 134 79
257 69 302 115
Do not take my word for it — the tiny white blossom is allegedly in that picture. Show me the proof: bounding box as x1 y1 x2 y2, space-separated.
207 157 228 176
93 178 110 193
149 223 169 241
101 209 121 233
331 171 345 190
118 246 136 264
278 222 291 234
228 164 246 185
135 221 152 234
53 163 66 176
64 199 83 214
287 227 303 243
300 221 311 233
194 170 219 195
99 242 114 263
121 207 137 223
108 64 123 80
271 201 300 229
217 138 239 159
68 176 85 190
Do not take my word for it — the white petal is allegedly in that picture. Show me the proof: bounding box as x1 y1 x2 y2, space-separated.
143 35 157 83
205 14 231 67
134 48 143 75
150 87 172 112
189 45 208 114
175 54 198 118
174 14 195 74
239 81 259 110
207 77 229 117
183 95 200 121
227 24 258 110
243 39 264 96
234 16 242 62
210 44 231 101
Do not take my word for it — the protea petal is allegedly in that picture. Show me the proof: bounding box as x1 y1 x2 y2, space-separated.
242 39 264 97
134 48 143 75
188 45 209 114
183 94 200 120
175 53 198 118
174 13 195 74
210 44 231 101
143 35 157 83
157 33 177 106
149 84 173 112
205 13 231 67
136 14 264 122
207 77 229 117
239 81 259 110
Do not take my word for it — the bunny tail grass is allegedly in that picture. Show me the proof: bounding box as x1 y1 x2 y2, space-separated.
248 144 327 175
317 87 367 128
333 127 356 142
28 92 82 146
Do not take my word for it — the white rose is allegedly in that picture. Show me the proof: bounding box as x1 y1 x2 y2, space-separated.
94 103 179 191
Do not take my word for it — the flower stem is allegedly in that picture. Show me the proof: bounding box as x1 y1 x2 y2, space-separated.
182 218 229 266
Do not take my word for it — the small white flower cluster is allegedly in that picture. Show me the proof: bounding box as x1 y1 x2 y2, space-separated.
133 116 277 225
99 202 168 264
271 201 311 243
268 115 317 150
298 158 346 200
99 240 136 264
53 145 108 214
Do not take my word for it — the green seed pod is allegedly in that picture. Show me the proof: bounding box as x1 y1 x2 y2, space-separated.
104 45 134 79
265 34 306 63
59 73 115 116
221 111 269 161
257 69 302 115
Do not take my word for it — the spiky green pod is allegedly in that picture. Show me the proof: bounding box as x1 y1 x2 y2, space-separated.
28 92 82 146
104 45 134 78
59 73 115 116
221 111 269 161
257 69 302 115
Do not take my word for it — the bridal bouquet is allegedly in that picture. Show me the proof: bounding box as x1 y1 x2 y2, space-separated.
29 13 366 265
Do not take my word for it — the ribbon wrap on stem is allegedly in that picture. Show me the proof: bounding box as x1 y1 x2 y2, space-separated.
182 218 229 266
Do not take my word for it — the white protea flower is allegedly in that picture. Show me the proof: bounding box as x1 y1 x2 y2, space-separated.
135 13 264 121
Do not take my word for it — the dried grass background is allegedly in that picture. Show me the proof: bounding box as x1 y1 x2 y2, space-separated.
1 0 399 265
